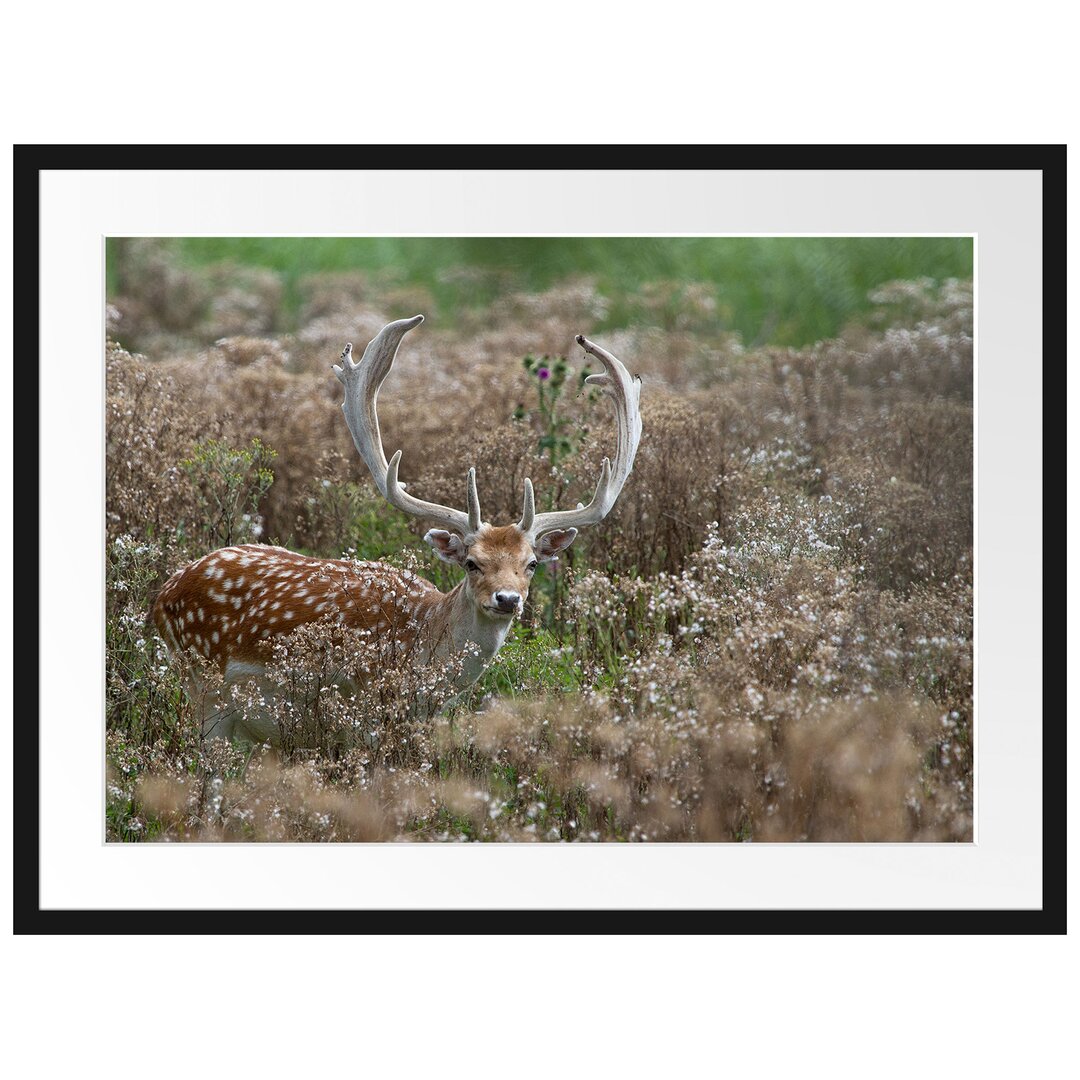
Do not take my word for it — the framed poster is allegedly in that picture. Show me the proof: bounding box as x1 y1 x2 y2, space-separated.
17 144 1062 931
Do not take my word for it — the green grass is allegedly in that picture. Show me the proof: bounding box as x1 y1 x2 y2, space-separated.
472 624 582 700
110 236 973 347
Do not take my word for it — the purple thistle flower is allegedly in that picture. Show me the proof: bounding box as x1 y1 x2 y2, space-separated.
537 367 551 381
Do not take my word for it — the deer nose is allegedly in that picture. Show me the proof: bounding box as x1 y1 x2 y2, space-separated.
493 591 521 613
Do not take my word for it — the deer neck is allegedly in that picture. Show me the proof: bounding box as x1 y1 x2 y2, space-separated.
434 580 515 685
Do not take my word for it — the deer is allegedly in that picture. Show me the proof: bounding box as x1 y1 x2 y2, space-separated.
151 314 642 745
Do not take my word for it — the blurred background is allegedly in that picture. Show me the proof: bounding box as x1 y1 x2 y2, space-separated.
107 235 973 351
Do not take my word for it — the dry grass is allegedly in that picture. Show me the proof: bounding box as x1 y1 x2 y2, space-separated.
105 250 973 842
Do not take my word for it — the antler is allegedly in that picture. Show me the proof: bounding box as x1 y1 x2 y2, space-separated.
518 334 642 539
334 315 483 537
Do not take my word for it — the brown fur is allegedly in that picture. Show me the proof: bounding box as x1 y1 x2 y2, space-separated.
151 544 442 670
151 526 544 678
459 524 537 613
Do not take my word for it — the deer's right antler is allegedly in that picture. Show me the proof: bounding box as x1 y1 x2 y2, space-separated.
334 315 483 537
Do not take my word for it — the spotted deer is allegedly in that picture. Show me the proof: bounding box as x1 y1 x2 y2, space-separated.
151 315 642 743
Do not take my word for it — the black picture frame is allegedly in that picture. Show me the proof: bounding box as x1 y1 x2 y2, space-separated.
15 144 1065 934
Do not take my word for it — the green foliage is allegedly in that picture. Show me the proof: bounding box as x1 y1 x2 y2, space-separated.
108 236 974 347
471 624 582 700
105 535 187 744
518 353 599 470
304 476 416 561
178 437 276 548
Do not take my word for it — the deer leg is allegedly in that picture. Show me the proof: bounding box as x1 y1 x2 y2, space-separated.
223 662 281 747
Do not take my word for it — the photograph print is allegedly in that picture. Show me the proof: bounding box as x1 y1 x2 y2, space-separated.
105 235 974 844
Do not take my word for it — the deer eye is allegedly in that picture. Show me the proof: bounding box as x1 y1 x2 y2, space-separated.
526 560 538 573
465 559 480 573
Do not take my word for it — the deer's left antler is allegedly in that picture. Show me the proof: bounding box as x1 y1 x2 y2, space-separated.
518 334 642 539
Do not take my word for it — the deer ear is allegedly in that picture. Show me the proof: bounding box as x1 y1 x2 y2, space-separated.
535 528 578 563
424 529 468 565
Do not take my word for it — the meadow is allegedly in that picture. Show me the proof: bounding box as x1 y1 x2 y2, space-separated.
105 237 974 842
